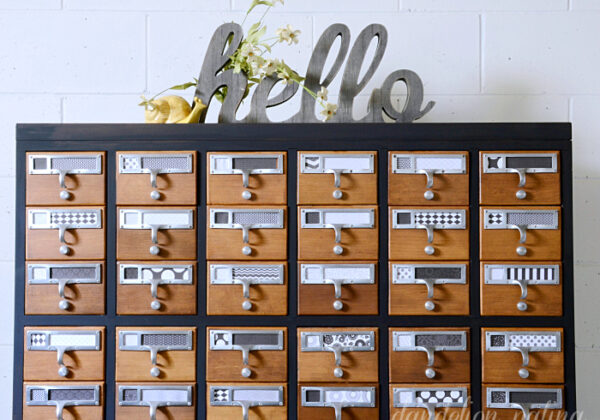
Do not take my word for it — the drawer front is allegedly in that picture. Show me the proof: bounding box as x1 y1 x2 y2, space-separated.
207 152 286 204
298 328 378 382
298 151 377 205
25 261 105 315
116 151 197 205
117 207 197 260
116 327 196 382
116 383 195 420
207 383 286 420
481 262 562 316
26 152 105 205
390 384 470 420
482 328 564 383
389 262 469 316
389 328 470 383
389 152 469 205
26 207 105 260
23 327 105 381
480 151 561 205
298 206 378 260
207 262 287 316
483 384 564 420
298 262 377 315
389 207 469 260
23 382 103 420
206 327 287 382
117 262 196 315
207 206 287 260
480 207 561 260
298 384 378 420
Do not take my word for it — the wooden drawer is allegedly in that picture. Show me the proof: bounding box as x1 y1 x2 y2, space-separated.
26 152 105 205
480 151 560 205
117 262 196 315
206 327 287 382
298 328 378 382
481 262 562 316
26 207 105 260
298 206 378 260
207 383 286 420
116 327 196 382
482 328 564 384
116 383 195 420
482 384 564 420
117 207 196 260
207 206 287 260
298 262 377 315
389 207 469 260
23 382 103 420
389 328 470 383
207 152 286 204
207 261 287 315
116 151 197 205
390 384 470 419
25 261 104 315
389 262 469 316
297 151 377 205
389 151 469 205
480 207 561 260
298 384 378 420
23 326 105 381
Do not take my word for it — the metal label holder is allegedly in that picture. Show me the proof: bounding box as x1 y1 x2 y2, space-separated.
486 387 563 418
118 385 193 420
210 385 284 420
27 329 101 377
393 386 468 420
301 386 376 420
26 384 100 420
391 153 466 195
118 330 194 377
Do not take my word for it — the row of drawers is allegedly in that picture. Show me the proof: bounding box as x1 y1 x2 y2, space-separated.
26 261 563 316
26 151 562 206
23 327 564 384
25 206 562 261
22 382 565 420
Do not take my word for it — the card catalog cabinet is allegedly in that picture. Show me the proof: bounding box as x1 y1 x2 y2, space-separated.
14 123 576 419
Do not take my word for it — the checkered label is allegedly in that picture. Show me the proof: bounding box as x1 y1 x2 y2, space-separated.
212 389 230 402
414 211 464 227
487 212 505 225
51 211 98 226
123 157 139 170
29 333 46 347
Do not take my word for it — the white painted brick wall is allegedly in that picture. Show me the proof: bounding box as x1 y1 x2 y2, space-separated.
1 1 599 417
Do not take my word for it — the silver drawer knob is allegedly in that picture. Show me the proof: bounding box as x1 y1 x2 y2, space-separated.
516 189 527 200
58 366 68 377
149 245 160 255
425 368 436 378
241 190 252 200
242 246 252 256
518 368 530 379
424 301 435 311
332 189 343 200
59 190 71 200
150 367 160 377
151 300 161 310
59 245 70 255
517 301 528 311
333 300 344 311
424 190 434 200
424 245 435 255
242 300 253 311
241 367 252 378
333 245 343 255
334 367 344 378
58 300 70 310
150 190 161 200
516 246 527 256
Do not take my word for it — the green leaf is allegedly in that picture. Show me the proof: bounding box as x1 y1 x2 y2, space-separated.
168 81 197 90
247 0 273 14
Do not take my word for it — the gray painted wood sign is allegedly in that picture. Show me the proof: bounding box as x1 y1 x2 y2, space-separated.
195 23 435 123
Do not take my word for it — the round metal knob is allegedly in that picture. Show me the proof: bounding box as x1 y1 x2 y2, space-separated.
333 300 343 311
59 190 71 200
58 366 68 377
241 367 252 378
242 190 252 200
334 367 344 378
59 245 70 255
424 245 435 255
242 300 253 311
149 245 160 255
516 246 527 256
425 368 436 379
58 300 70 310
242 246 252 256
517 301 528 312
424 190 434 200
151 300 161 310
150 367 160 377
333 245 343 255
150 190 161 200
516 189 527 200
332 189 343 200
425 300 435 311
518 368 530 379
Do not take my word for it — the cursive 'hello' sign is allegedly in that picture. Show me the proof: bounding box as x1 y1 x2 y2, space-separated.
194 23 435 123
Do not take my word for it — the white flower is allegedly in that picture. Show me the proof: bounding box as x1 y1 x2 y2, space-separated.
240 42 259 59
276 24 301 45
317 86 328 102
263 58 280 76
248 54 265 69
320 102 338 122
277 67 294 84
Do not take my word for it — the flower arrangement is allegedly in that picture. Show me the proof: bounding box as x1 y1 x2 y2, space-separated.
139 0 337 123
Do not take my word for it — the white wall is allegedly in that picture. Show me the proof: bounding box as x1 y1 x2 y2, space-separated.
1 0 598 416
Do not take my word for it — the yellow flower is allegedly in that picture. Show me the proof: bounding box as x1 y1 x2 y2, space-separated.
320 102 338 122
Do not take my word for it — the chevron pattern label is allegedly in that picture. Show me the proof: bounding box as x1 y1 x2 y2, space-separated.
300 153 375 173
